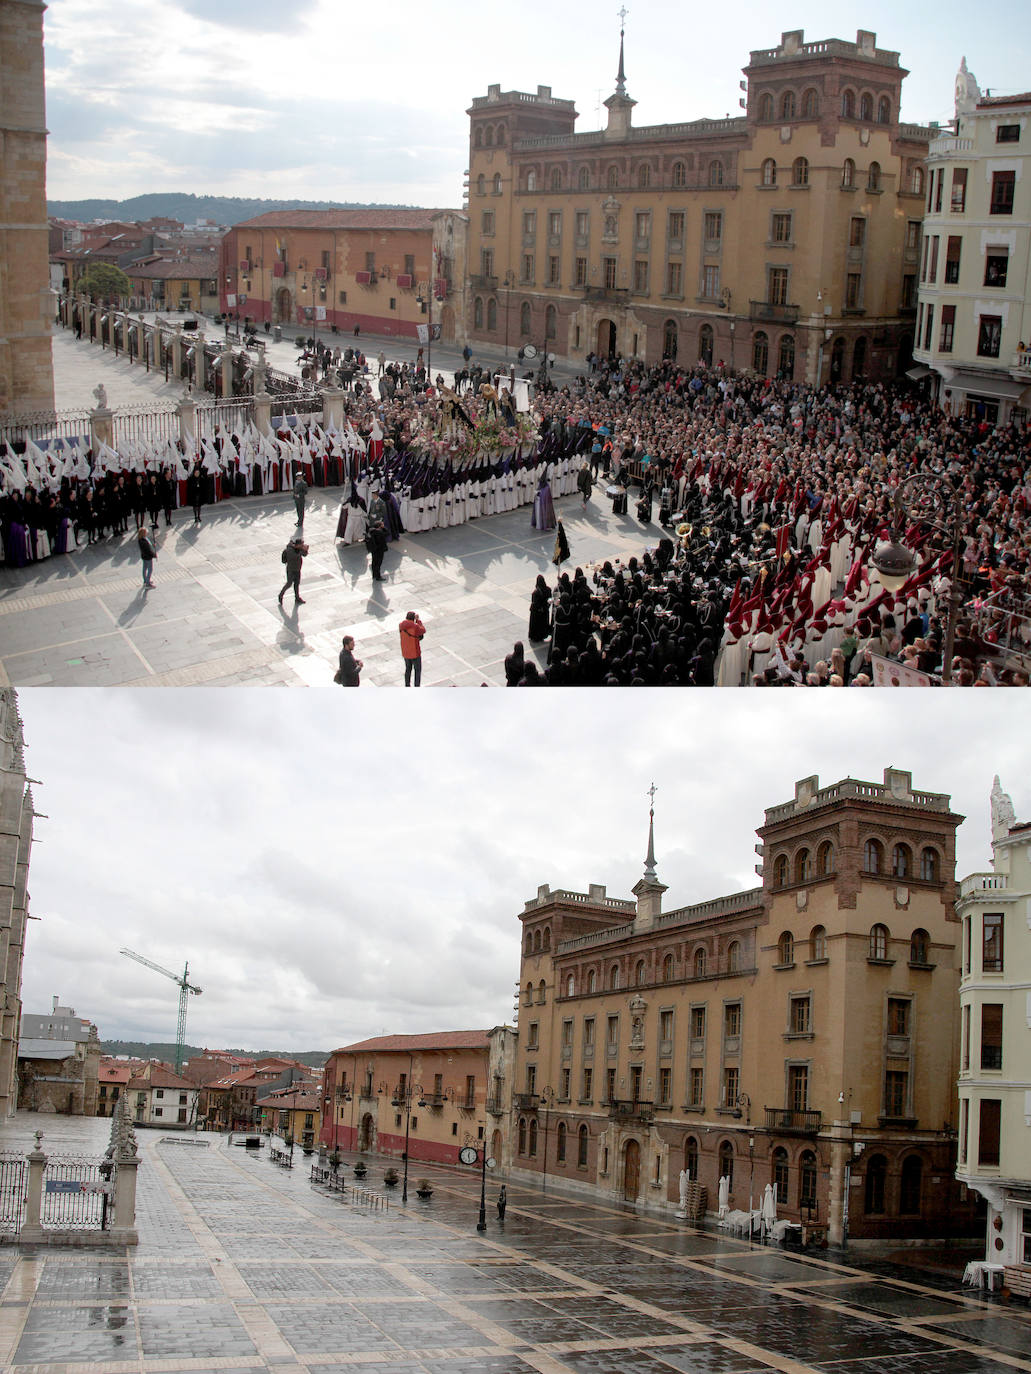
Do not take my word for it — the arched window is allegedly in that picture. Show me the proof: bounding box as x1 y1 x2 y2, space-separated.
543 927 551 951
869 924 889 960
920 848 938 883
792 156 809 187
537 979 546 1003
863 839 883 874
709 160 724 187
761 158 777 187
841 89 855 119
528 1118 538 1156
684 1135 698 1181
758 93 774 121
693 947 707 978
545 304 557 339
556 1121 567 1162
484 124 495 147
550 168 562 190
778 333 796 380
474 126 483 148
817 841 834 876
860 92 873 122
609 964 621 990
662 953 675 982
892 844 912 879
853 336 867 378
524 982 533 1005
899 1155 923 1213
637 164 651 188
830 336 845 382
752 330 769 375
718 1139 734 1185
773 854 789 888
778 931 794 964
773 1146 789 1204
910 166 924 195
867 162 881 192
878 96 891 124
492 173 502 194
841 158 856 190
496 123 506 145
802 88 818 118
524 932 533 954
474 296 483 329
663 319 678 360
476 174 485 195
578 166 590 190
487 297 497 331
577 1123 589 1166
781 90 796 120
519 302 531 336
607 165 619 189
672 161 686 187
727 941 741 973
793 849 811 885
526 169 537 192
634 959 646 986
910 929 929 965
865 1153 887 1212
566 973 575 996
810 925 827 960
698 322 714 365
799 1149 818 1208
518 1117 526 1153
533 929 541 953
586 968 597 992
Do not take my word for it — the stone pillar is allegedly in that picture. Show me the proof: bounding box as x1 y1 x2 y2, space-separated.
178 397 198 451
90 406 114 453
252 389 272 437
219 344 233 399
321 385 343 433
20 1132 46 1243
110 1154 139 1243
827 1124 850 1247
194 332 206 393
251 356 267 396
171 328 183 381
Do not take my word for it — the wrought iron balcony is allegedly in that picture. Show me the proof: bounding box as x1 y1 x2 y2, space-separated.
582 285 630 302
514 1092 539 1112
422 1091 445 1108
749 300 800 324
608 1098 654 1123
485 1097 505 1116
764 1107 822 1135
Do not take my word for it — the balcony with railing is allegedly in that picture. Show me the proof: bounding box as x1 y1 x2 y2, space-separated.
514 1092 539 1112
750 300 800 324
608 1098 655 1123
764 1106 822 1135
485 1097 505 1116
959 872 1011 902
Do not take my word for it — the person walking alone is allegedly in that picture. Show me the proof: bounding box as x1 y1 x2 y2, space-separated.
293 471 309 527
278 535 308 606
335 635 362 685
137 525 157 589
399 611 426 686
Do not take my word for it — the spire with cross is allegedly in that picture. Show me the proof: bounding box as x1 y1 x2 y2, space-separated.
615 8 629 96
643 781 658 880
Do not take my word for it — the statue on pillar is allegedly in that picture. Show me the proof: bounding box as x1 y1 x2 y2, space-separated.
990 776 1016 843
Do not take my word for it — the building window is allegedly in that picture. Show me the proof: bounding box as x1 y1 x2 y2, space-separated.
977 316 1002 358
761 158 777 187
726 941 741 974
863 839 883 874
910 166 924 195
528 1119 538 1156
860 92 873 121
990 171 1015 215
671 161 686 187
586 968 596 993
698 322 714 365
920 848 938 882
869 924 889 960
937 305 955 353
702 264 720 299
773 854 788 888
685 1136 699 1179
752 331 769 375
638 164 651 188
923 303 935 351
556 1121 567 1162
910 929 929 965
662 953 675 981
517 1118 526 1154
634 960 646 987
492 173 502 194
792 157 809 186
788 1064 809 1111
887 997 910 1036
522 210 536 236
723 1065 739 1107
778 931 795 964
689 1066 704 1106
865 1154 887 1212
841 89 855 119
773 1147 789 1204
658 1067 672 1106
718 1140 734 1185
603 257 618 289
978 1099 1001 1166
694 948 707 978
981 1004 1003 1070
1022 1208 1031 1263
867 162 881 192
668 211 685 242
790 995 811 1034
844 273 862 310
793 851 811 886
950 167 968 213
884 1069 908 1117
527 1021 539 1051
709 160 724 187
577 166 591 191
521 254 534 283
944 236 962 284
878 96 891 123
581 1066 593 1101
575 256 588 287
578 1124 589 1166
758 93 774 121
481 210 495 235
772 212 792 243
724 1002 741 1038
550 168 562 190
984 252 1008 288
604 1067 616 1103
476 174 485 195
892 844 911 879
519 301 532 336
560 1066 570 1099
545 304 557 338
781 90 796 120
690 1006 705 1040
634 211 650 241
799 1150 818 1208
606 165 619 189
665 261 683 295
810 925 826 960
841 158 855 189
996 124 1020 143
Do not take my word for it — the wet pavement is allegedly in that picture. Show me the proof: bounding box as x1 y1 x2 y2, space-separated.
0 1114 1027 1374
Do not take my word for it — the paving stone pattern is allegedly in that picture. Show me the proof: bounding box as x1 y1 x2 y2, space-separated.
0 1118 1027 1374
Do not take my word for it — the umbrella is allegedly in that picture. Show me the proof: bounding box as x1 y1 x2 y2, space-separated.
762 1183 778 1232
717 1175 730 1217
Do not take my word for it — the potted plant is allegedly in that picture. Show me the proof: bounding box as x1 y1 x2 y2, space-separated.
352 1160 367 1179
415 1178 434 1199
383 1167 399 1187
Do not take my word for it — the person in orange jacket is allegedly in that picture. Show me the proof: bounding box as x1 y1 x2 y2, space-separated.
399 611 426 686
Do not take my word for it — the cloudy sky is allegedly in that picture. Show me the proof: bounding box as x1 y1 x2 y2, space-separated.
14 689 1028 1056
43 0 1030 203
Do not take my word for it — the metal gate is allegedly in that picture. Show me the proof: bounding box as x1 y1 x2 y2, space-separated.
41 1156 111 1231
0 1154 27 1235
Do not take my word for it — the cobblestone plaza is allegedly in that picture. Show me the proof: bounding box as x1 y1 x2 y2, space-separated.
0 1115 1027 1374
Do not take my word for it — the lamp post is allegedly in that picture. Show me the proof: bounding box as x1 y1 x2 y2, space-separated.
390 1054 426 1205
538 1087 555 1193
869 471 965 684
459 1133 495 1232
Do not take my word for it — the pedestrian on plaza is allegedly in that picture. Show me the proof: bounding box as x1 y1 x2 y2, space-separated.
335 635 362 686
497 1186 507 1221
137 524 157 588
146 473 161 529
462 343 472 364
353 323 361 338
399 611 426 686
577 463 594 508
505 642 526 686
131 473 148 531
377 350 386 376
366 488 389 581
293 470 309 527
187 463 205 523
278 535 309 606
159 466 175 526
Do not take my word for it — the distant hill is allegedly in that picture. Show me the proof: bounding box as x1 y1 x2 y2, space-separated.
101 1040 329 1068
47 193 416 227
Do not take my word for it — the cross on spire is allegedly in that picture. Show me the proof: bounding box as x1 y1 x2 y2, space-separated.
643 781 657 880
615 9 629 96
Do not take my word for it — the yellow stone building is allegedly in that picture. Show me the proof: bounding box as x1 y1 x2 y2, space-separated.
465 29 931 383
256 1083 322 1151
511 768 980 1244
0 0 54 415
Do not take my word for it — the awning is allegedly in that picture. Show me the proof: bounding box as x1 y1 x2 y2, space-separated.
905 365 932 381
959 375 1029 401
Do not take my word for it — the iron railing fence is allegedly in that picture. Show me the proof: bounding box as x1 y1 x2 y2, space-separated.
0 1153 27 1234
40 1155 111 1231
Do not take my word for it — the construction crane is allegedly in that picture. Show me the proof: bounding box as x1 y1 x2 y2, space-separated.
120 948 202 1074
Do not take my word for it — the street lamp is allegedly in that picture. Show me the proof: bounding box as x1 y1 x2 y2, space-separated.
459 1132 495 1232
390 1054 426 1204
538 1087 555 1193
869 471 965 684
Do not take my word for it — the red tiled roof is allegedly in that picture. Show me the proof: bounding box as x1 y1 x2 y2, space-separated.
256 1087 321 1109
129 253 217 279
231 209 455 231
332 1030 491 1055
977 92 1031 107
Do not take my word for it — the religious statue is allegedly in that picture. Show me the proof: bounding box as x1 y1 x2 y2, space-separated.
990 776 1016 843
717 1174 730 1220
676 1167 690 1218
92 383 108 410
